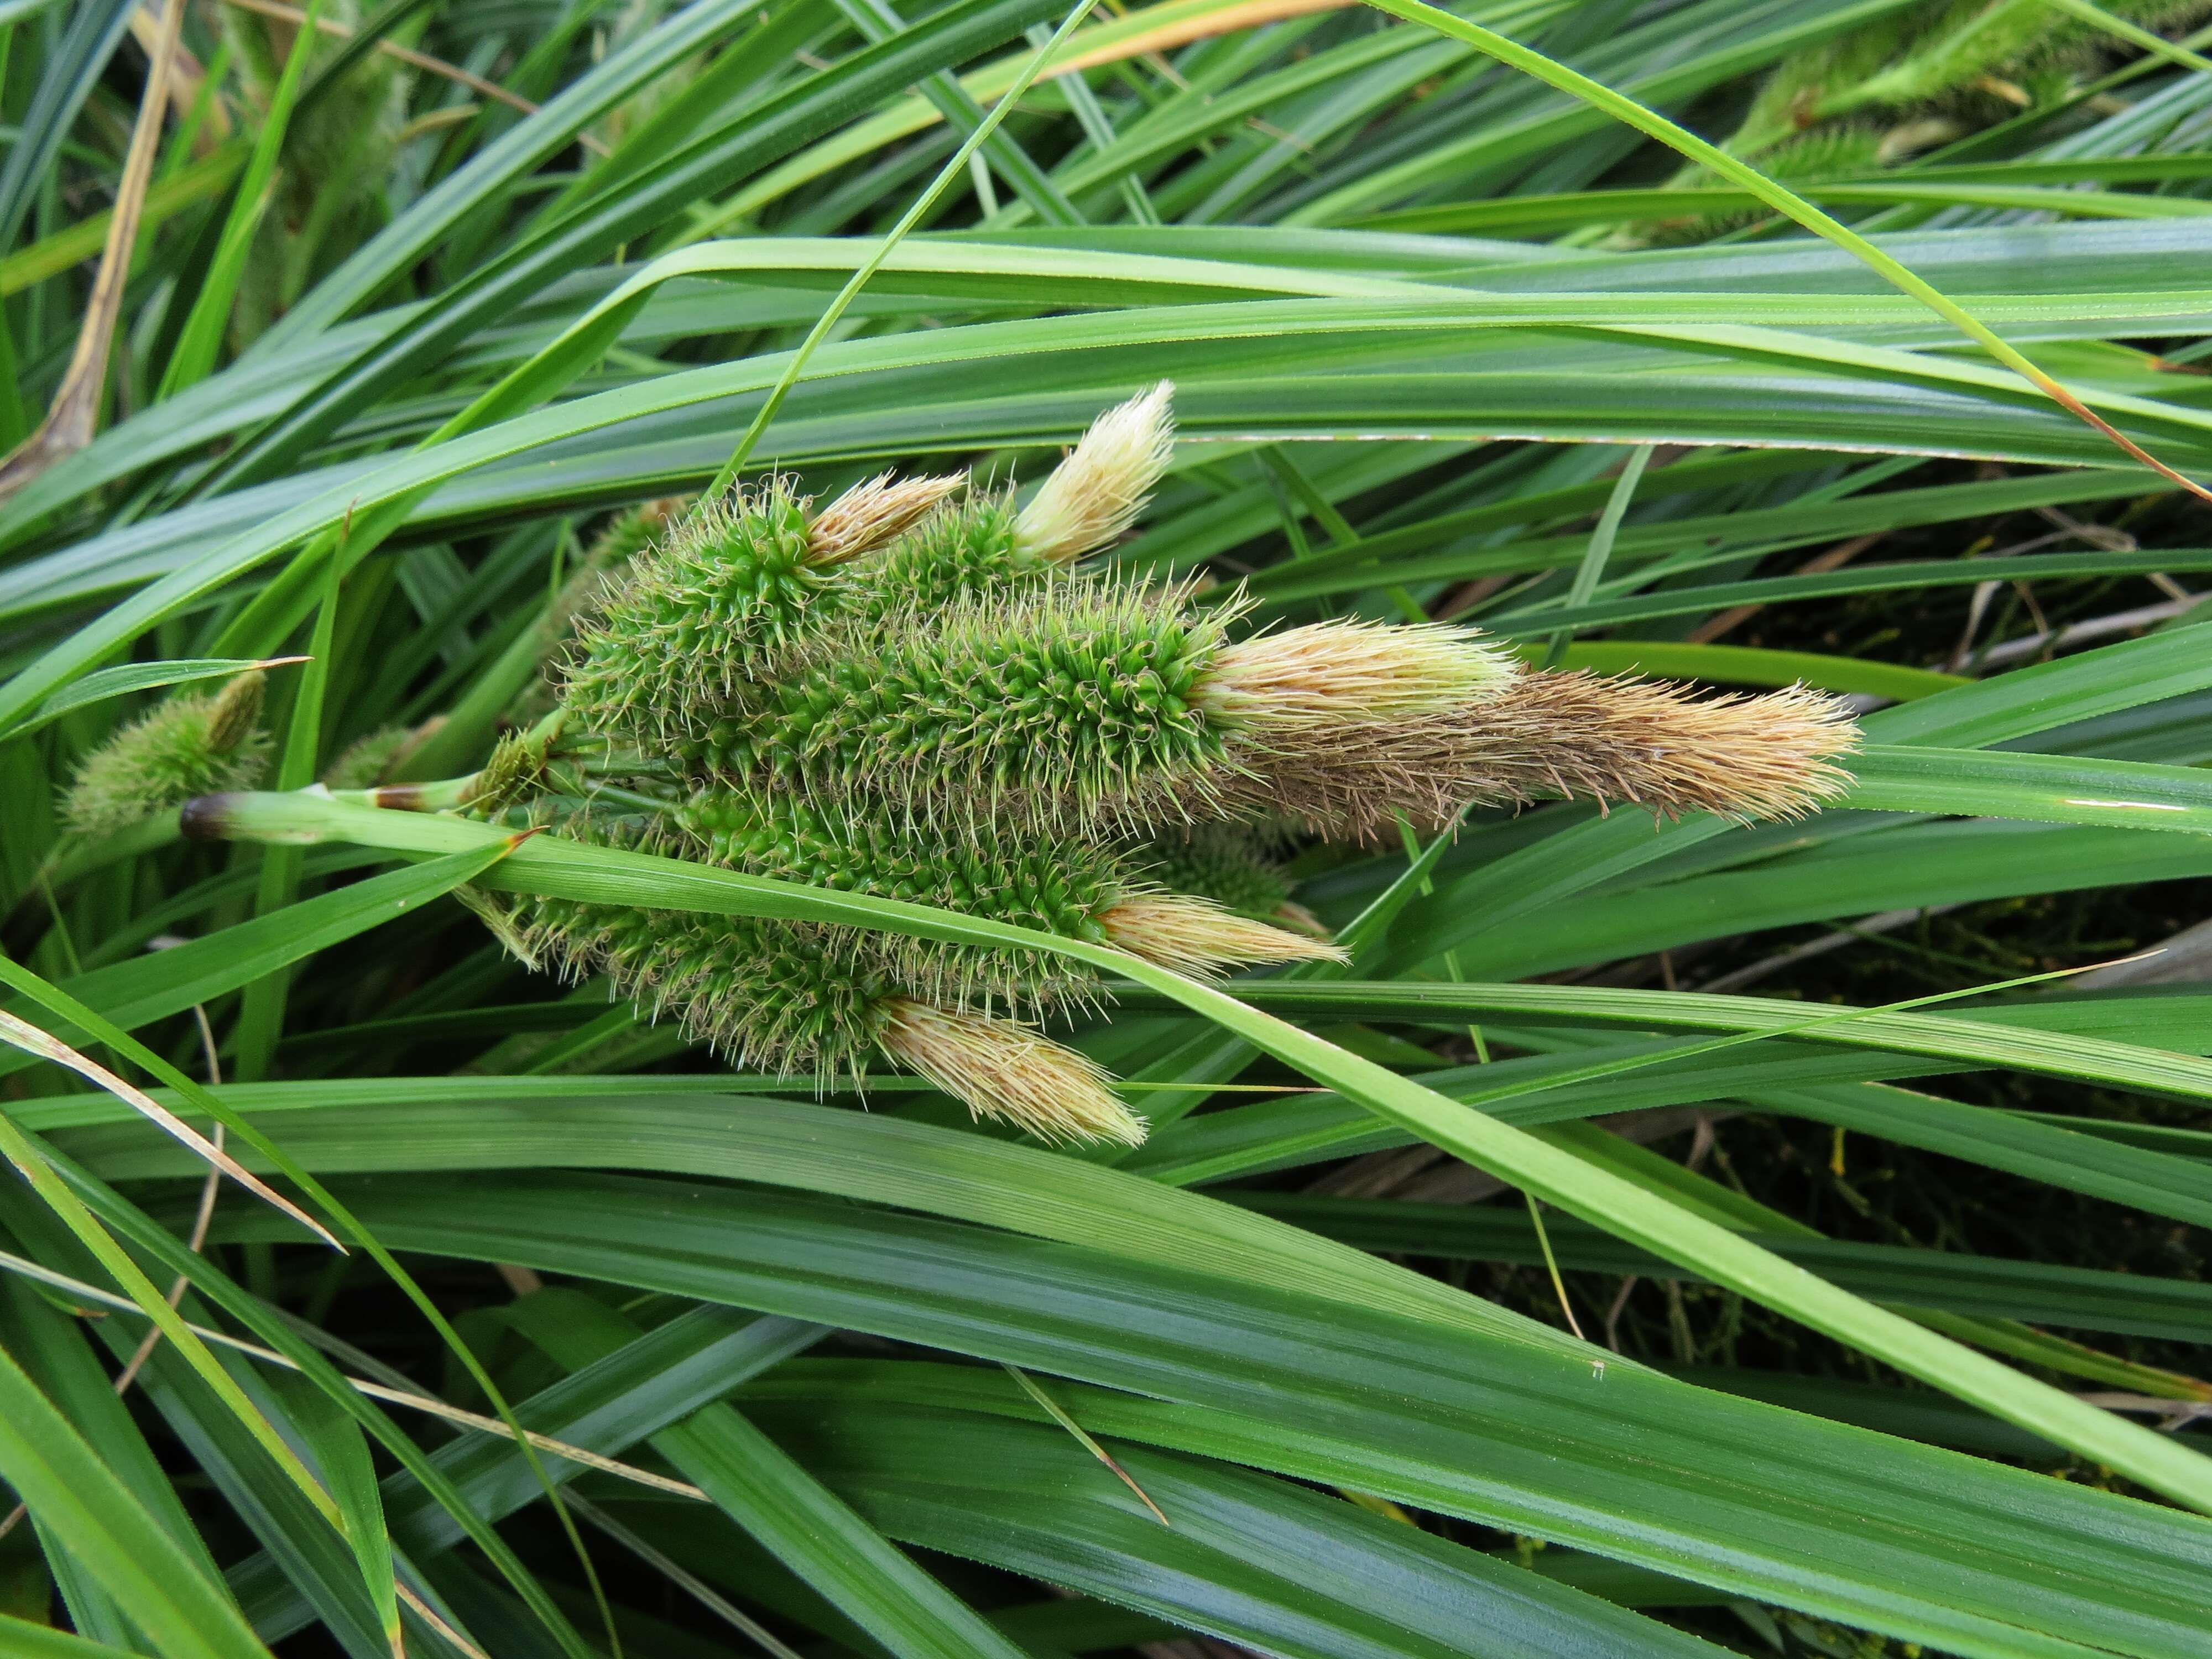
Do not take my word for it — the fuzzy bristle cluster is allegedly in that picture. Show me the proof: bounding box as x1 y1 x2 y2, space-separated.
878 999 1144 1146
1138 826 1311 929
1013 381 1176 564
492 385 1857 1144
64 672 272 837
1220 671 1860 838
1195 620 1517 734
806 471 966 567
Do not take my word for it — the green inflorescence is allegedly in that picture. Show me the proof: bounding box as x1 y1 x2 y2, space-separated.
563 479 828 748
522 890 891 1082
704 582 1236 829
460 384 1849 1142
320 723 413 791
812 492 1065 640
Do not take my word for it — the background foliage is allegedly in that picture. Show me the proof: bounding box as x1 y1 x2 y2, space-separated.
3 0 2212 1653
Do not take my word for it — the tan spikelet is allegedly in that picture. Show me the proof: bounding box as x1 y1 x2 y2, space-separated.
807 471 968 566
1196 620 1518 734
1220 674 1859 838
1014 382 1176 562
1099 893 1343 976
878 999 1146 1146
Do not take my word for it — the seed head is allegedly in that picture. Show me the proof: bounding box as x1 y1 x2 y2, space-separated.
675 788 1119 1016
1014 382 1175 563
807 471 967 566
63 674 273 837
1137 826 1297 922
1195 619 1517 734
878 998 1146 1146
672 788 1327 1012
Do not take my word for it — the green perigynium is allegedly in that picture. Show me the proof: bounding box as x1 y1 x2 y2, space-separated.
63 671 273 837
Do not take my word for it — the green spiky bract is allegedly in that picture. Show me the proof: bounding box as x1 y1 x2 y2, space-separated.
674 787 1129 1013
1139 825 1294 923
561 479 826 749
62 679 272 838
702 581 1237 830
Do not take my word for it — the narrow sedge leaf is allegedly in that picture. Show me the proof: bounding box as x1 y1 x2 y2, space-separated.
0 1345 271 1659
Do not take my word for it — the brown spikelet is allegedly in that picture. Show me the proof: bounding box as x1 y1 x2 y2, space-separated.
807 472 968 566
1098 893 1343 976
877 999 1146 1146
1224 673 1859 838
1196 620 1517 733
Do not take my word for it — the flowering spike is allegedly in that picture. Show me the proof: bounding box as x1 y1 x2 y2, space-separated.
1098 893 1342 976
1014 382 1175 563
807 471 967 566
878 998 1146 1146
1138 826 1297 923
1194 620 1517 733
63 672 272 837
320 723 413 790
1225 672 1860 837
673 788 1325 1012
709 578 1240 832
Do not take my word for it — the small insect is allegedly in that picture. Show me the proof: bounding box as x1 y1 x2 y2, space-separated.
1591 1359 1608 1382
